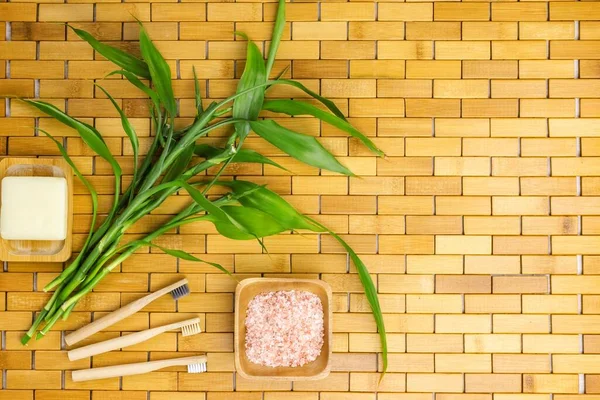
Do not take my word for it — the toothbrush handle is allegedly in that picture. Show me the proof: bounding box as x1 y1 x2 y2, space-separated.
71 355 207 382
65 279 187 346
65 294 157 346
67 326 165 361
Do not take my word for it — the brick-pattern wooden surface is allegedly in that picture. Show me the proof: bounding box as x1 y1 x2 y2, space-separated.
2 0 600 398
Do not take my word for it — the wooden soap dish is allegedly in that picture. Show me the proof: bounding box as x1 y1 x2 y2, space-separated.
0 158 73 262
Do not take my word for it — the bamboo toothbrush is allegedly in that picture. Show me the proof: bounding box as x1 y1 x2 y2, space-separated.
67 317 201 361
71 355 207 382
65 278 190 346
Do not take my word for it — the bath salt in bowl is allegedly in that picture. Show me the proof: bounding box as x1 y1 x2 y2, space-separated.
245 290 324 368
235 278 332 381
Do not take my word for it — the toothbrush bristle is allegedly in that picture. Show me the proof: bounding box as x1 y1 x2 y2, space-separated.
187 362 207 374
170 283 190 300
181 321 202 337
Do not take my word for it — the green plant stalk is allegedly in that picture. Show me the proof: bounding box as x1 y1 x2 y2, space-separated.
59 213 211 312
36 308 64 340
57 189 242 315
57 160 232 309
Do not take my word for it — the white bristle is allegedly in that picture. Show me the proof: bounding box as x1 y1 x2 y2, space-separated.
187 362 207 374
170 283 190 300
181 322 201 337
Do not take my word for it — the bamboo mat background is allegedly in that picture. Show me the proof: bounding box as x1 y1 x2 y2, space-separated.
1 0 600 398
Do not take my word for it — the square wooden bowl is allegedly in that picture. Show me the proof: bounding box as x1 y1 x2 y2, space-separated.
235 278 333 381
0 158 73 262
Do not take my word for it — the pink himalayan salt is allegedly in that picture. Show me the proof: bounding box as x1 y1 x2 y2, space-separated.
245 290 324 368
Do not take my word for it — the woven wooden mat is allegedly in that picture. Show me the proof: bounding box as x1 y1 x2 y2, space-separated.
1 0 600 398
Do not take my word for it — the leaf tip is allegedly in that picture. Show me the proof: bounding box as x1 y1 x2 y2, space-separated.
234 31 250 41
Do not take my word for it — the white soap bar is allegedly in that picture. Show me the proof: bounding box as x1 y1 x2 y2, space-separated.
1 176 68 241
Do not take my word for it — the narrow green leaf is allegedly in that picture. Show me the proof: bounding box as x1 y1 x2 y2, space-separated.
233 34 266 138
37 128 99 275
180 181 285 241
263 99 384 156
273 65 290 81
219 180 321 231
163 143 194 182
204 206 286 240
266 0 286 78
138 25 177 117
192 65 204 115
24 100 123 178
307 217 388 376
68 26 150 79
179 181 247 234
250 120 354 176
106 70 159 111
273 79 347 121
138 241 236 279
194 144 290 172
96 85 139 203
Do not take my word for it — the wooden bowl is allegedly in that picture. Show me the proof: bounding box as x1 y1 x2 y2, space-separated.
234 278 333 381
0 158 73 262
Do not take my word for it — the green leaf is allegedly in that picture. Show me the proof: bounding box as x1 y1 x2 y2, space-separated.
263 99 384 156
24 100 122 178
68 25 150 79
96 85 139 204
179 181 249 235
266 0 286 78
205 206 286 240
163 143 194 182
273 79 347 121
37 128 99 279
307 217 387 376
180 181 285 241
192 65 204 115
138 25 177 117
138 241 235 279
250 119 353 176
194 144 290 172
233 33 266 138
106 70 160 111
219 180 320 231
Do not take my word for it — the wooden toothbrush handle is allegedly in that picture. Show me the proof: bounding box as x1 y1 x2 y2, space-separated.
71 355 208 382
67 326 165 361
65 278 188 346
65 296 155 346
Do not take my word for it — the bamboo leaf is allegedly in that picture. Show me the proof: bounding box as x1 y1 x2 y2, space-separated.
24 100 123 178
180 181 285 240
138 25 177 117
306 218 387 376
106 70 160 111
192 65 204 115
194 144 290 172
96 85 139 203
273 79 346 121
138 241 236 279
266 0 285 78
204 206 286 240
179 181 248 234
68 26 150 79
163 143 195 182
218 180 321 231
37 128 99 290
263 99 384 156
233 33 266 138
250 119 354 176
